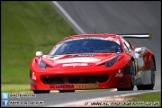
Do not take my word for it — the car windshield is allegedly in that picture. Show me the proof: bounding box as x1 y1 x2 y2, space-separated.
50 39 122 55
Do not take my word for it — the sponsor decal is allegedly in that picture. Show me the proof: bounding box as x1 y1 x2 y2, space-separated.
57 57 100 63
63 37 107 43
50 84 74 88
62 63 88 67
74 84 98 89
32 72 36 80
115 69 123 77
50 84 98 89
78 54 94 57
83 36 107 40
115 73 123 77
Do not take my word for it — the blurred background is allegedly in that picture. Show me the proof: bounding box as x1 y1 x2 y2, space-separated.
1 1 75 92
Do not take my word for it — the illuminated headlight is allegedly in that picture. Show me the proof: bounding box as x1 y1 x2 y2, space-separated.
38 58 47 69
105 55 120 67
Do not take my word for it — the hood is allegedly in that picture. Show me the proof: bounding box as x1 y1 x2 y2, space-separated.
41 53 120 67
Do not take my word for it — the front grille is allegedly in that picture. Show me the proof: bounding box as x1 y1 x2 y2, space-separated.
41 76 109 84
41 77 64 84
68 77 80 83
86 76 108 83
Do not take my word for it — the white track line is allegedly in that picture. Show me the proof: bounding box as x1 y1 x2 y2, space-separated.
47 90 160 107
52 1 86 34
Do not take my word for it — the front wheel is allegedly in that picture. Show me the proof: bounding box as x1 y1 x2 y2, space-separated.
117 61 135 91
33 90 50 94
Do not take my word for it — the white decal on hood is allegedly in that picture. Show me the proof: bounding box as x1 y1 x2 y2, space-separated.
57 57 100 63
62 63 88 67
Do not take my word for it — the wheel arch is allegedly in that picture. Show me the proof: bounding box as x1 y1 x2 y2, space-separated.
151 55 156 71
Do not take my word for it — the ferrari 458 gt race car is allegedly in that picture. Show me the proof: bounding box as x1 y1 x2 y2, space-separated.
30 33 156 94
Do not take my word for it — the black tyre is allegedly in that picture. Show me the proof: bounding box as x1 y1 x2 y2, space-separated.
117 61 135 91
59 90 75 93
137 58 155 90
33 90 50 94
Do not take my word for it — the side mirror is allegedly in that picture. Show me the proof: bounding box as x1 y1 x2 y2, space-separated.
130 43 135 50
135 47 145 54
36 51 43 57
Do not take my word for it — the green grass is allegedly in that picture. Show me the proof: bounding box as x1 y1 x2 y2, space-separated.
128 91 161 107
107 91 161 107
1 1 76 84
1 84 32 94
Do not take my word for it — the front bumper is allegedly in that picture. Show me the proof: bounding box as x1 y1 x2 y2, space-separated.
30 67 131 90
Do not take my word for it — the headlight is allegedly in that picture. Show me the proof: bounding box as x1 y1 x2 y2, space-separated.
105 55 120 67
38 58 47 69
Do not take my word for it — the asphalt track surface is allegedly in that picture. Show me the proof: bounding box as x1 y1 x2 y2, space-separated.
8 1 161 107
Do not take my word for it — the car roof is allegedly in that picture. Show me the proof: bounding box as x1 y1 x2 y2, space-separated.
60 34 121 44
68 33 117 37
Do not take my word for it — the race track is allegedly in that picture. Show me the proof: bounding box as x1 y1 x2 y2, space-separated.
9 1 161 107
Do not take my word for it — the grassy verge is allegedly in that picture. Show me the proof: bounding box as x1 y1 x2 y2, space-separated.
108 91 161 107
128 91 161 107
1 84 32 94
1 1 75 84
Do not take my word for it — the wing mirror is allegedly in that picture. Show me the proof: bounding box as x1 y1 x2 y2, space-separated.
135 47 145 53
36 51 43 57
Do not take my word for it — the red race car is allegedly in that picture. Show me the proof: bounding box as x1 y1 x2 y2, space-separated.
30 33 156 94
